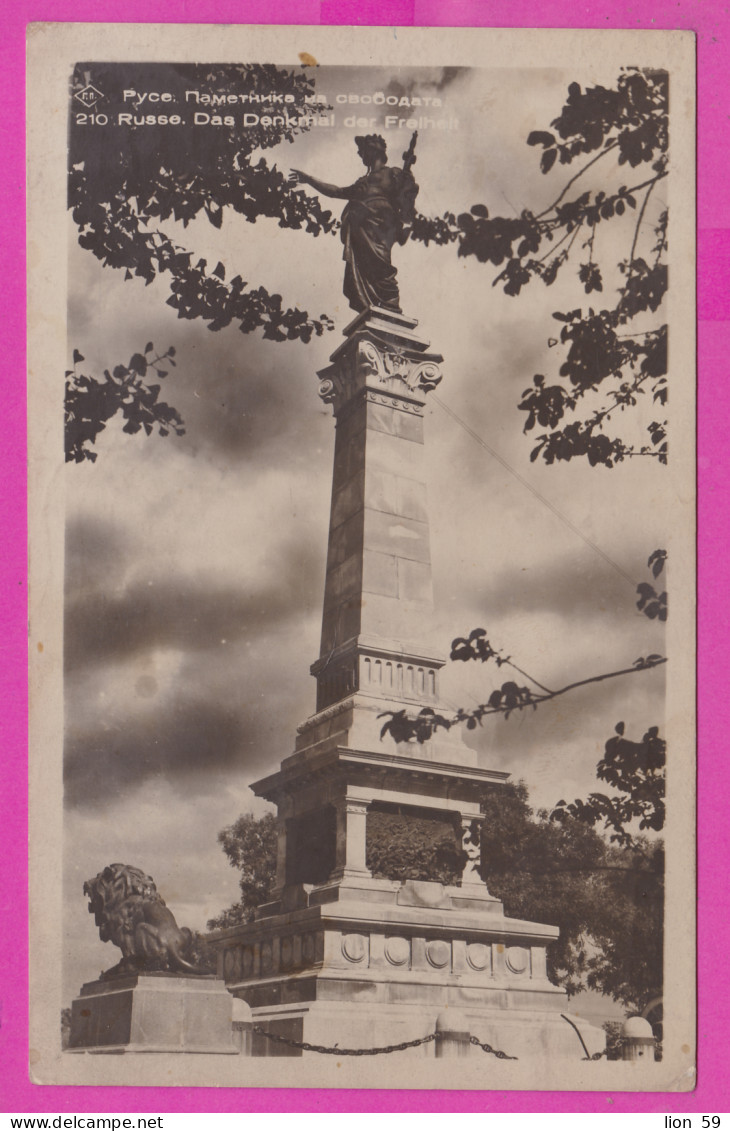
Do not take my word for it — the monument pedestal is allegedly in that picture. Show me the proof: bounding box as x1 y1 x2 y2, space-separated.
211 309 604 1061
214 878 604 1060
68 973 238 1055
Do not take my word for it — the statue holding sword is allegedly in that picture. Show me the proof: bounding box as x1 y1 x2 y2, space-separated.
290 132 419 313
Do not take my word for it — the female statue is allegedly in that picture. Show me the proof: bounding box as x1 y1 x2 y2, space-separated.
290 133 418 314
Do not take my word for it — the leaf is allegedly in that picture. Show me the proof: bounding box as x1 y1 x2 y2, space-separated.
206 203 223 229
527 131 556 148
648 548 667 578
145 341 153 354
73 349 85 364
128 353 147 376
470 203 489 218
212 262 226 279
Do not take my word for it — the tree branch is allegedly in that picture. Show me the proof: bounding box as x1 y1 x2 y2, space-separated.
536 223 576 264
504 658 555 695
379 657 667 742
629 181 657 261
533 657 666 706
580 368 659 432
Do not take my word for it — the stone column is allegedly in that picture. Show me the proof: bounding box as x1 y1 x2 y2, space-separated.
270 813 289 897
312 308 446 713
329 795 371 881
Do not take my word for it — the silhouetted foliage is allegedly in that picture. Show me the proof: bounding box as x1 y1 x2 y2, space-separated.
188 930 218 973
207 811 278 929
602 1021 623 1060
478 780 663 1009
636 548 668 621
551 722 665 847
379 551 667 745
70 66 668 466
410 69 669 466
366 807 465 884
61 1006 72 1050
69 63 337 343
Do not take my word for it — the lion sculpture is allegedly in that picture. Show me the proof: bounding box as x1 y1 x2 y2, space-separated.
84 863 205 978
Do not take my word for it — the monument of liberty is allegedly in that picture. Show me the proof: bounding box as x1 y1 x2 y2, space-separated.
208 134 605 1060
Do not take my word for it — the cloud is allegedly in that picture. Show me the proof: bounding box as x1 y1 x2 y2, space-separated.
65 697 248 807
461 546 666 627
64 513 137 595
64 510 325 808
67 235 336 473
65 544 322 671
380 66 469 103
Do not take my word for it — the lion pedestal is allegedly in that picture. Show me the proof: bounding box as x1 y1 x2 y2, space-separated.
70 863 239 1055
68 972 239 1055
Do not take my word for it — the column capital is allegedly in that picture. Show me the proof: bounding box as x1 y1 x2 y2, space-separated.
341 798 370 817
317 310 443 417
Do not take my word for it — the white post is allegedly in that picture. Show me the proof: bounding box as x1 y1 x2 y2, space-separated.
621 1016 656 1060
435 1010 472 1058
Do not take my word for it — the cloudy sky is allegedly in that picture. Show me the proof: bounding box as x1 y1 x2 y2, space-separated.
63 62 668 1002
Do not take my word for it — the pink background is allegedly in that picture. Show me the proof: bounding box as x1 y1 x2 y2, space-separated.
2 0 724 1114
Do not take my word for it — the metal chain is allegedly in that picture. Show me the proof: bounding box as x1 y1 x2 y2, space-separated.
561 1012 613 1060
469 1035 519 1060
253 1023 629 1062
252 1024 437 1056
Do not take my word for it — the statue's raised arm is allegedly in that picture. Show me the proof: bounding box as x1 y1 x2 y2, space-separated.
291 133 419 314
289 169 354 200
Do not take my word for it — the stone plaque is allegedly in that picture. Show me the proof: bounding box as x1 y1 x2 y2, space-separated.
425 940 451 969
341 933 367 964
384 936 411 967
466 943 491 972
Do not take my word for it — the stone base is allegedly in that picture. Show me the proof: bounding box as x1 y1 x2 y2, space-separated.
67 973 238 1055
212 879 605 1060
